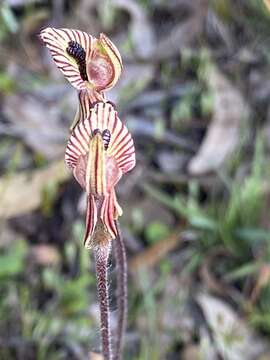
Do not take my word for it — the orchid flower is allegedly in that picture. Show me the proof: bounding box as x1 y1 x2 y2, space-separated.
40 27 122 94
40 27 122 131
65 101 135 249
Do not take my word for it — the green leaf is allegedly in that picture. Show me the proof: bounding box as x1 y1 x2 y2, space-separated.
235 228 270 244
189 214 218 231
0 4 19 33
145 222 170 244
0 72 15 93
0 240 27 278
225 262 260 281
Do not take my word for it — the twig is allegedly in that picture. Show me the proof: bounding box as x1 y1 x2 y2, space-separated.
113 221 128 360
129 229 181 274
94 244 112 360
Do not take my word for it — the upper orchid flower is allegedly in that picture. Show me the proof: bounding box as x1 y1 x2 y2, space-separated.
39 27 123 94
65 102 135 248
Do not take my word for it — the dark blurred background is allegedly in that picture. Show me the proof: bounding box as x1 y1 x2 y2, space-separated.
1 0 270 359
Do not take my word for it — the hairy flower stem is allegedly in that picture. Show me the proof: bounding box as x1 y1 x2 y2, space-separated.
113 221 128 360
94 244 112 360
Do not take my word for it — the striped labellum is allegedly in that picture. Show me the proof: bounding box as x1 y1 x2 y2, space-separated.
65 102 136 248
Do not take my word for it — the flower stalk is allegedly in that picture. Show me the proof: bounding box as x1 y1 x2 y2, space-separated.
94 244 112 360
113 221 128 360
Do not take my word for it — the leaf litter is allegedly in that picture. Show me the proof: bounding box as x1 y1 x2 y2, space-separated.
1 0 270 359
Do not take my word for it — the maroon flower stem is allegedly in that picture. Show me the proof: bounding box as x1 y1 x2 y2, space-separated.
94 244 112 360
113 221 128 360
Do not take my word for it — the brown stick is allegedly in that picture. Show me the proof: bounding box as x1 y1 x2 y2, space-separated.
94 244 112 360
113 221 128 360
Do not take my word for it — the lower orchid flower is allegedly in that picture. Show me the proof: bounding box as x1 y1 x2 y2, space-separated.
65 101 135 249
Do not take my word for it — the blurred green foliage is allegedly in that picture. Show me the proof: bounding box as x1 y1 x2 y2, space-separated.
0 72 16 94
143 133 269 254
0 221 96 360
0 3 18 40
145 221 170 244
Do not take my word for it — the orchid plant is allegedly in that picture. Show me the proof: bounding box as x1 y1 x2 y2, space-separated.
40 27 135 360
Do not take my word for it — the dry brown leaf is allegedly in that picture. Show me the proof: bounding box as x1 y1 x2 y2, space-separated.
154 0 207 60
89 352 103 360
2 89 73 159
0 222 22 248
250 264 270 304
0 160 70 219
207 9 234 50
109 63 154 107
197 293 269 360
28 245 60 266
182 345 201 360
112 0 155 59
7 0 43 6
72 0 101 35
129 229 181 273
199 247 242 302
264 0 270 12
188 66 249 175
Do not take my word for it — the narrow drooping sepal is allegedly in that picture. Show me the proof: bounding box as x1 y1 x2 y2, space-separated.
100 189 121 239
84 195 98 249
65 102 135 247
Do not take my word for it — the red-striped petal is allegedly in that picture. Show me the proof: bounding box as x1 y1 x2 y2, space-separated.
40 27 94 90
100 190 121 239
